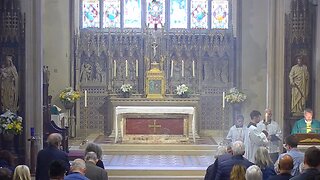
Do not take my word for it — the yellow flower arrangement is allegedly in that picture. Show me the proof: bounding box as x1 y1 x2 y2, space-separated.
59 87 81 103
0 110 23 135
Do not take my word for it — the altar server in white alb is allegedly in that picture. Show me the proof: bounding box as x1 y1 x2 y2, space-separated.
257 108 282 163
226 114 247 143
244 110 268 163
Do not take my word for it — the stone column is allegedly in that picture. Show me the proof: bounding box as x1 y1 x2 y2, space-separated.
314 3 320 118
21 0 44 166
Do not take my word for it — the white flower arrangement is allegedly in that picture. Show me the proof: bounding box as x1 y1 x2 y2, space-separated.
176 84 189 95
225 87 247 103
120 84 133 93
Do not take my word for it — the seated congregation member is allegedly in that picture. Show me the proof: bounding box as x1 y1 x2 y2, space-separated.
254 147 276 180
36 133 70 180
226 114 246 143
84 152 108 180
204 145 232 180
0 167 12 180
85 142 105 169
215 141 254 180
268 154 293 180
0 149 16 173
245 165 263 180
64 159 89 180
230 164 246 180
244 110 268 163
274 135 304 176
291 108 320 134
13 165 31 180
257 108 282 163
291 146 320 180
49 160 67 180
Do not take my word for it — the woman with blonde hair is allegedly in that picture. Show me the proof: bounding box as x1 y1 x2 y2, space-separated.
254 146 276 180
13 165 31 180
230 164 246 180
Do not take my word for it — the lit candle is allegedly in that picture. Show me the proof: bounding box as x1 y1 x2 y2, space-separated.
182 60 184 77
125 60 128 77
222 92 225 109
265 112 268 123
113 60 116 77
170 60 173 77
84 90 87 107
136 60 138 77
192 60 195 77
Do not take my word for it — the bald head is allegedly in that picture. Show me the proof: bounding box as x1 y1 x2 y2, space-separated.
47 133 62 147
279 154 294 171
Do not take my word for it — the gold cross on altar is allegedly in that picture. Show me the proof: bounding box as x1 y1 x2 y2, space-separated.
148 120 161 133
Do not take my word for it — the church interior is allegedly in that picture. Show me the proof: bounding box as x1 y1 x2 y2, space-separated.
1 0 320 179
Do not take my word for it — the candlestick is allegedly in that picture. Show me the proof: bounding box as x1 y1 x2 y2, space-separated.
171 60 173 77
192 60 195 77
84 90 87 107
182 60 184 77
136 60 138 77
125 60 128 77
113 60 116 77
222 92 225 108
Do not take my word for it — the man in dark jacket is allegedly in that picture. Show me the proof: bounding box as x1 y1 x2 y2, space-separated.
84 151 108 180
291 146 320 180
36 133 70 180
268 154 293 180
215 141 254 180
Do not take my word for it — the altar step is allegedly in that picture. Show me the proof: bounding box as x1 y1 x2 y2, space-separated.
98 144 217 155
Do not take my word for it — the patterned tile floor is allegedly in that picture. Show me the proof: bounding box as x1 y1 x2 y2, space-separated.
103 155 214 170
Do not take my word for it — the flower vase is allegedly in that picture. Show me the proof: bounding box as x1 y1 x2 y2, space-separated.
231 103 242 112
179 93 188 98
122 92 130 98
63 101 74 109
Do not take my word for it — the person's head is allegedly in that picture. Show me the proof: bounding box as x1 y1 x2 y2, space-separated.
265 108 272 121
0 150 16 166
85 143 102 160
84 151 98 163
250 110 261 124
70 158 86 175
47 133 62 148
13 165 31 180
230 164 246 180
0 167 12 180
284 135 299 149
49 160 67 180
304 146 320 168
245 165 263 180
215 145 227 158
254 147 273 169
235 114 244 127
304 108 313 122
232 141 245 156
278 154 294 173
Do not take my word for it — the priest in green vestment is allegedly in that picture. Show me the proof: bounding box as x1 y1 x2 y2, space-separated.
291 108 320 134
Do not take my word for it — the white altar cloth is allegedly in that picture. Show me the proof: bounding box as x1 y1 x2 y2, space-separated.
114 106 196 143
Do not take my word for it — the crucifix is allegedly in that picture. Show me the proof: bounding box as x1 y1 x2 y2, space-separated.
151 41 158 58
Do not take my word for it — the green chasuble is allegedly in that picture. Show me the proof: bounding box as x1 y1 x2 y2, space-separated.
291 119 320 134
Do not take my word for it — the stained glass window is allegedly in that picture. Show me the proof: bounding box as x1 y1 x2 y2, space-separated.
170 0 187 29
146 0 165 29
103 0 120 28
212 0 229 29
190 0 208 29
124 0 141 28
82 0 100 28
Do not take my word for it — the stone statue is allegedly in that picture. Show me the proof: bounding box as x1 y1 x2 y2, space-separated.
0 55 19 112
95 62 103 82
289 56 309 115
80 63 92 83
